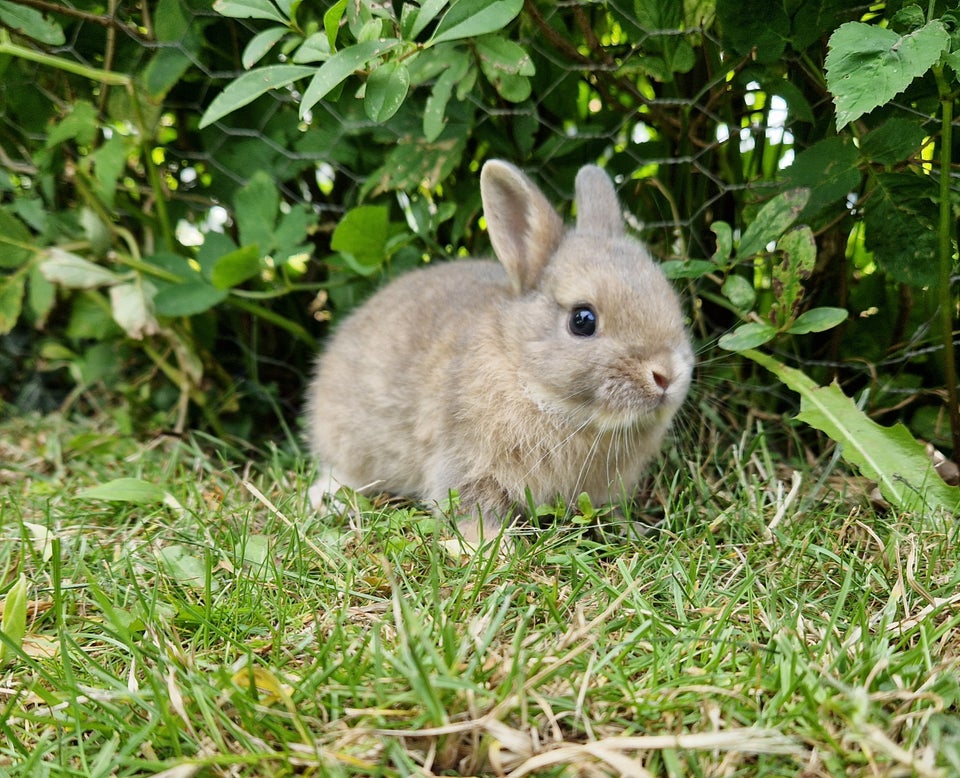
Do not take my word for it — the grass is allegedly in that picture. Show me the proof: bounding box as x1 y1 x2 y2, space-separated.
1 411 959 776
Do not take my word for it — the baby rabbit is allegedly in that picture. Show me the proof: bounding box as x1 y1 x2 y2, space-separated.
305 160 693 538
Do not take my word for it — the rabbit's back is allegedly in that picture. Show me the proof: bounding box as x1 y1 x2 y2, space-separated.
306 259 507 496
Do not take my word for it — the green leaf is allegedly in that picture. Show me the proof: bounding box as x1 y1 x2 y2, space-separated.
864 173 939 287
745 349 960 516
772 226 817 326
0 574 28 668
715 0 789 63
364 61 411 122
40 248 123 288
782 137 859 217
46 100 98 149
661 259 716 280
323 0 348 50
423 50 470 141
825 20 950 128
154 282 229 316
292 31 332 64
721 274 755 310
0 271 26 336
157 545 218 590
199 65 316 128
211 244 263 289
0 208 34 268
432 0 524 44
331 205 389 270
299 39 402 118
78 477 174 505
0 0 64 45
409 0 449 39
711 221 733 266
785 307 848 335
234 171 279 252
213 0 285 23
475 34 533 101
27 263 55 327
91 134 128 206
860 118 926 165
718 321 777 351
242 25 289 68
738 189 809 258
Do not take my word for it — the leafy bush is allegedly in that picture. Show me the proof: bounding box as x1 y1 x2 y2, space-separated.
0 1 957 482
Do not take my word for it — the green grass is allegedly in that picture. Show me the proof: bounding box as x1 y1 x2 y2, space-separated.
1 412 959 776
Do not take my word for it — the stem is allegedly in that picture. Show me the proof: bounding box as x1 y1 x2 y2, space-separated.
934 66 960 464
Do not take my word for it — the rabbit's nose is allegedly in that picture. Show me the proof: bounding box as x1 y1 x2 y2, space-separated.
653 370 670 391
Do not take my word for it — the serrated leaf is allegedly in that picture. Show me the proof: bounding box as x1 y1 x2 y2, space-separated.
0 574 28 668
299 39 402 118
745 349 960 515
738 189 809 258
432 0 523 44
364 61 411 122
199 65 316 128
860 118 926 165
785 306 848 335
243 25 289 68
718 321 777 351
826 20 949 128
40 248 123 288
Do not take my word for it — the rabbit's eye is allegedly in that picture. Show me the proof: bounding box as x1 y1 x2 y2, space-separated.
569 306 597 337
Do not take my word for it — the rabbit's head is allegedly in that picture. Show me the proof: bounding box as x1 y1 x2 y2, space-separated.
480 161 693 433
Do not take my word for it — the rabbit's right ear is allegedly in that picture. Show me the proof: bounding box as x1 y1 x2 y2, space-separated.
480 160 564 294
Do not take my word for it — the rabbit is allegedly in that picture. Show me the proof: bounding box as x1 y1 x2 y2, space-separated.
305 160 694 540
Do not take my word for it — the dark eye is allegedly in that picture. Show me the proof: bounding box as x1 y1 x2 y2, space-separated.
569 305 597 337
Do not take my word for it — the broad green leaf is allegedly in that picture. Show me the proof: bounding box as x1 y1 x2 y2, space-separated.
825 21 950 128
0 574 28 668
715 0 789 63
364 61 411 122
738 189 809 258
711 221 733 266
157 545 219 590
782 137 859 217
772 226 817 327
0 0 64 45
292 31 332 64
745 349 960 516
864 173 939 287
234 171 279 252
786 306 848 335
432 0 523 44
199 65 316 128
299 39 402 118
721 274 755 310
27 263 55 327
0 208 34 268
213 0 285 23
46 100 97 148
860 118 926 165
154 282 228 316
109 280 159 340
41 248 123 288
0 271 25 335
718 321 777 351
79 477 172 504
331 205 389 269
211 244 263 289
475 34 533 101
243 25 289 68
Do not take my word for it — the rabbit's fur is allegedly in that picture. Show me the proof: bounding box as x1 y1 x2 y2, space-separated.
305 161 693 537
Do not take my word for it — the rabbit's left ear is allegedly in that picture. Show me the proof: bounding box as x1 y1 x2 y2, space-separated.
574 165 625 237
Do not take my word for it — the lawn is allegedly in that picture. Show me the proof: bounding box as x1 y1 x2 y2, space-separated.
1 411 959 776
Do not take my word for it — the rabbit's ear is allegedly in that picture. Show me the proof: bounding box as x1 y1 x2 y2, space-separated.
481 160 564 294
574 165 625 237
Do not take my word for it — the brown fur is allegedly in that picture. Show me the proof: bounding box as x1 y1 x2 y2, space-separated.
305 161 694 538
